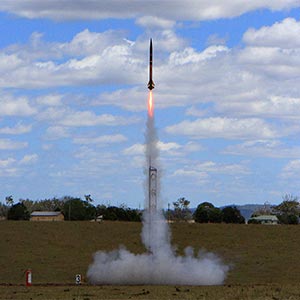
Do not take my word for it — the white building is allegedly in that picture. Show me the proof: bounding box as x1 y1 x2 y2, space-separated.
248 215 279 225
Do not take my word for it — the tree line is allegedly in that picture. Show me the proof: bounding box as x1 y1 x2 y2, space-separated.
1 195 141 222
168 198 245 223
168 195 300 224
1 194 300 224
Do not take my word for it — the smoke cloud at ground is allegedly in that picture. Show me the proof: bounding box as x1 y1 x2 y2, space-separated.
87 209 228 285
87 93 229 285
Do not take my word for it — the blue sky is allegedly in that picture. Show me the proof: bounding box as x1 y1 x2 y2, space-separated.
0 1 300 208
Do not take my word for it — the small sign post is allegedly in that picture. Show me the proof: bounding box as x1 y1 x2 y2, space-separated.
25 269 32 286
75 274 81 285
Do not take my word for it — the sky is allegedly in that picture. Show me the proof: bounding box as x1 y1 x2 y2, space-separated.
0 1 300 208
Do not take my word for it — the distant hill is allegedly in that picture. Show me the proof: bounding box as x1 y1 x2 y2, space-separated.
234 204 266 220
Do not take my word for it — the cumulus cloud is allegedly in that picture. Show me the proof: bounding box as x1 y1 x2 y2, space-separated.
39 107 139 127
61 29 127 56
136 16 175 29
0 94 36 116
45 126 70 140
36 94 63 106
123 141 200 156
60 112 138 127
0 139 28 150
0 154 38 178
19 154 38 165
172 160 249 183
215 96 300 120
169 46 229 65
243 18 300 49
0 34 143 88
0 158 16 168
281 159 300 178
185 106 209 117
0 157 18 177
224 140 300 158
0 123 32 135
165 117 278 140
73 134 127 145
0 0 298 21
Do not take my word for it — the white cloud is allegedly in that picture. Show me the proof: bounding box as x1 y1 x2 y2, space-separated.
60 111 138 127
215 96 300 120
0 167 18 177
224 140 300 158
73 134 127 145
39 107 139 127
45 126 70 140
0 158 16 168
173 169 209 181
0 154 37 178
196 161 249 175
136 16 175 29
0 123 32 135
185 106 209 117
37 94 63 106
238 46 300 79
158 141 181 151
172 160 249 182
123 143 145 156
183 142 203 152
0 94 36 116
61 29 126 56
165 117 277 140
169 46 229 65
243 18 300 49
0 0 298 21
19 154 38 165
0 139 28 150
281 159 300 178
123 141 185 156
0 35 143 88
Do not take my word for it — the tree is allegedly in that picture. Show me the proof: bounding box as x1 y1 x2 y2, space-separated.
84 194 93 203
5 195 14 206
20 197 65 213
193 202 222 223
0 203 8 218
172 197 192 221
63 198 96 220
251 202 272 217
274 195 300 224
96 204 141 222
222 206 245 224
7 202 30 220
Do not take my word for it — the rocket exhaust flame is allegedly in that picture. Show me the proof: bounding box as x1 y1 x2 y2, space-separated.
148 91 154 118
87 39 229 285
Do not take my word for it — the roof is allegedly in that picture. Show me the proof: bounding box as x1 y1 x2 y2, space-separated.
251 215 278 221
30 211 63 217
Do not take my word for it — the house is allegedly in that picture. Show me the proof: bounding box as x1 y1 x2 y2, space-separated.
30 211 64 221
248 215 279 225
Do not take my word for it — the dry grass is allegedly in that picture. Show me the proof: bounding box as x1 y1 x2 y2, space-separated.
1 284 300 300
1 221 300 299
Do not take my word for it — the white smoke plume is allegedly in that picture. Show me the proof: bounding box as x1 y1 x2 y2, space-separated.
87 93 229 285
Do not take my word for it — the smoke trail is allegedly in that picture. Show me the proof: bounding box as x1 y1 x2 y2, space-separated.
87 92 229 285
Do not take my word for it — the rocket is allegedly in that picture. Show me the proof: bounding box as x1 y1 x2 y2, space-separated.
147 39 155 90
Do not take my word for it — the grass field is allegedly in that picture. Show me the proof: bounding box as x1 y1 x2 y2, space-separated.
1 221 300 299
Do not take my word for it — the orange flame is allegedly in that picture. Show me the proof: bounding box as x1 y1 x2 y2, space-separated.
148 91 154 118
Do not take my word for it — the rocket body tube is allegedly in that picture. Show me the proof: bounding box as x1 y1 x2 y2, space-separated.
147 39 155 90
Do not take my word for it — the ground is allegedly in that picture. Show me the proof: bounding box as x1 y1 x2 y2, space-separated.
1 221 300 299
